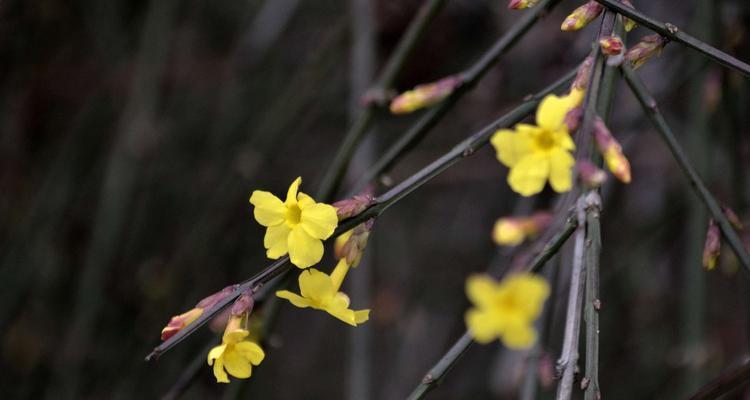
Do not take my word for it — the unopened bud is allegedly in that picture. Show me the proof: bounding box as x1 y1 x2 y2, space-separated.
722 206 744 231
621 0 638 32
625 34 669 69
390 75 462 114
492 211 553 246
231 290 254 316
572 56 594 91
593 117 631 183
339 219 374 267
703 219 721 270
599 36 624 55
577 160 607 188
333 193 375 220
160 284 238 340
560 1 604 32
508 0 540 9
565 106 583 132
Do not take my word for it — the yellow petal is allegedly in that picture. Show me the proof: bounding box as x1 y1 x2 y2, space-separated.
264 224 291 259
249 191 286 227
285 177 302 206
501 323 537 349
508 153 550 196
297 192 315 208
207 344 226 365
536 94 571 132
326 304 357 326
466 275 498 308
288 227 324 268
556 129 576 151
548 148 575 193
300 202 338 240
465 309 500 344
504 273 550 318
235 341 265 365
490 128 533 168
211 354 229 383
223 350 252 379
329 259 350 293
223 328 249 344
492 219 526 246
354 309 370 324
276 290 314 308
298 269 335 303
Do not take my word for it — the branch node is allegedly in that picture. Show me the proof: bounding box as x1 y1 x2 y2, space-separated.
593 299 602 311
581 376 590 390
422 374 435 384
665 22 679 34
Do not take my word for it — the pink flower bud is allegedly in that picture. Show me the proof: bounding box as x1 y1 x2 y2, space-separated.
599 36 624 56
333 193 375 220
561 1 604 32
703 219 721 270
625 35 669 69
390 75 462 114
577 160 607 188
508 0 540 9
593 117 631 183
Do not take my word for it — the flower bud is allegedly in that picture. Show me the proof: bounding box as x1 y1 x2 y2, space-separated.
599 36 624 56
231 290 254 316
389 75 462 114
339 219 374 267
565 106 583 132
560 1 604 32
492 212 553 246
508 0 540 9
593 117 631 183
625 35 669 69
333 193 375 220
703 219 721 270
722 206 744 231
621 0 637 32
577 160 607 188
160 284 238 340
572 56 593 92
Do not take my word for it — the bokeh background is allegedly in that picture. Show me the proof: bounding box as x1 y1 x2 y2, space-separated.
1 0 750 398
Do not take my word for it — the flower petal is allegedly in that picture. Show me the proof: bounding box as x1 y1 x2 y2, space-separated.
501 322 537 349
507 153 550 196
285 177 302 206
466 274 498 308
235 341 266 365
207 344 226 365
223 350 252 379
353 309 370 324
465 309 501 344
548 148 575 193
276 290 313 308
300 203 338 240
249 191 286 227
212 354 229 383
264 224 291 259
536 94 571 132
298 269 335 304
288 227 324 268
490 128 533 168
325 304 357 326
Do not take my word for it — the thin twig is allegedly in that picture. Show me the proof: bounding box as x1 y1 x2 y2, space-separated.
405 216 578 400
353 0 562 191
145 69 578 362
316 0 448 200
621 65 750 277
687 357 750 400
592 0 750 77
582 192 602 400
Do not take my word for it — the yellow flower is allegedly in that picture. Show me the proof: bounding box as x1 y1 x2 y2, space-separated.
276 259 370 326
249 177 339 268
465 273 549 349
207 316 265 383
490 94 577 196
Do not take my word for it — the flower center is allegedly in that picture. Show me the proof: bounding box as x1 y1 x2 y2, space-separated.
286 204 302 227
534 129 557 150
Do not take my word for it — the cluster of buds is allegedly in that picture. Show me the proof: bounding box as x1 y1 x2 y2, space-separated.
507 0 540 9
389 75 462 114
625 35 669 69
577 160 607 189
561 1 604 32
161 284 238 340
593 117 631 183
334 219 375 267
492 211 553 246
333 193 375 220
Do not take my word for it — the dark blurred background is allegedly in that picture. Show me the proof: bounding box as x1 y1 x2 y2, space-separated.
1 0 750 399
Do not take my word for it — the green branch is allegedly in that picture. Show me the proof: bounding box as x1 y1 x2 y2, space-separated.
353 0 563 191
621 65 750 277
582 192 602 400
405 216 578 400
145 68 577 362
687 358 750 400
592 0 750 77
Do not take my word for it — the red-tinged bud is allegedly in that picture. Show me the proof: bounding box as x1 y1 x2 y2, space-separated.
625 35 669 69
572 56 594 91
560 1 604 32
722 206 744 231
593 117 631 183
599 36 624 56
230 290 254 316
621 0 637 32
508 0 540 9
565 106 583 132
528 212 553 236
339 219 375 267
703 219 721 270
160 284 238 341
577 160 607 188
389 75 462 114
492 211 552 246
333 193 375 220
